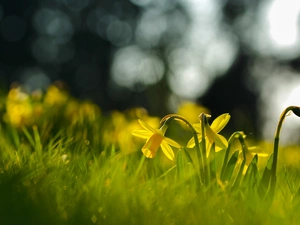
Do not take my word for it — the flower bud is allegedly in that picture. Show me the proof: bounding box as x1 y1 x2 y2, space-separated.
292 107 300 117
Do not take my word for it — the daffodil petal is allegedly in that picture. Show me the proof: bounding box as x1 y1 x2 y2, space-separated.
131 130 152 139
215 145 224 152
186 133 203 148
215 134 228 151
187 137 196 148
206 141 212 158
210 113 230 133
205 124 227 149
254 152 269 157
164 137 181 148
192 123 201 133
138 119 157 134
248 147 269 157
161 141 175 161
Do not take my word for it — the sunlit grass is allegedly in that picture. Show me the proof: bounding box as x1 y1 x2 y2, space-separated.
0 85 300 225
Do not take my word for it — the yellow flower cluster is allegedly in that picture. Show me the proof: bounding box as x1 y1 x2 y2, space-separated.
2 83 101 127
65 99 101 125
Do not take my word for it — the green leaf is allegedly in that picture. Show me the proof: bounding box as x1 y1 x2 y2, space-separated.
220 143 232 180
292 186 300 208
209 143 216 181
258 153 273 198
232 159 245 190
176 149 184 179
182 147 194 165
242 154 260 190
221 150 239 183
22 126 35 149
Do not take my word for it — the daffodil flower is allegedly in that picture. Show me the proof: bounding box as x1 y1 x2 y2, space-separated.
132 119 181 161
187 113 230 157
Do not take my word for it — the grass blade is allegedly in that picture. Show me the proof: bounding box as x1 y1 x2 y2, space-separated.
221 150 239 183
258 153 273 198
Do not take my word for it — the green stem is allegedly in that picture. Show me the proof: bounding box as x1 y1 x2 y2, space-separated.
200 113 209 186
233 134 248 188
270 106 300 196
161 114 204 185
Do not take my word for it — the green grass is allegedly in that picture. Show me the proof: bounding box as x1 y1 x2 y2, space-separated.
0 123 298 225
1 87 300 225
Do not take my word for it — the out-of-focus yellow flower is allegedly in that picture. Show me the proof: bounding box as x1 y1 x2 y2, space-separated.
187 113 230 157
126 107 149 119
245 146 269 163
4 87 33 126
102 109 160 154
65 100 101 124
78 102 100 122
177 102 209 125
64 99 79 120
44 85 68 106
132 119 181 160
32 103 44 118
229 132 269 169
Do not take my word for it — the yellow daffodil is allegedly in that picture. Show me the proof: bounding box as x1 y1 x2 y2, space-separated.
187 113 230 157
44 84 69 106
132 119 181 161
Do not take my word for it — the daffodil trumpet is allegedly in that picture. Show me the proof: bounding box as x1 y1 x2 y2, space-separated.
131 119 181 161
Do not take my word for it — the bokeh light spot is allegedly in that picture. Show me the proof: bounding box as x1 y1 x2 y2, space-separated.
135 10 167 47
33 8 74 43
243 0 300 59
168 66 210 100
111 46 164 91
19 68 51 92
267 0 300 47
258 69 300 144
86 8 108 38
202 33 238 76
106 20 132 46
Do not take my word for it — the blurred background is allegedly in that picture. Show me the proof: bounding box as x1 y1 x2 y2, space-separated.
1 0 300 143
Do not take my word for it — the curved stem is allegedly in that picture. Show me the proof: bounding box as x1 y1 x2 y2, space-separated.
161 114 204 185
270 106 300 196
